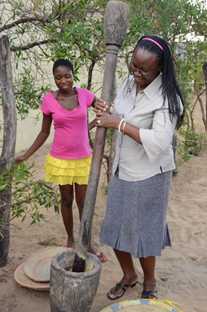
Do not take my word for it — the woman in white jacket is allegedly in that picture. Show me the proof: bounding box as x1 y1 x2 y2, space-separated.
95 35 184 300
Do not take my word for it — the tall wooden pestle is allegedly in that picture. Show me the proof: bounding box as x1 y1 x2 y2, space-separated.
72 1 128 272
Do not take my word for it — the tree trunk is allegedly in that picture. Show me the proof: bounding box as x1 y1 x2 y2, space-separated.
202 62 207 132
0 35 17 267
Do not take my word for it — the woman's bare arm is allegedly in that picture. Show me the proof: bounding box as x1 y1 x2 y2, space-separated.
16 114 52 163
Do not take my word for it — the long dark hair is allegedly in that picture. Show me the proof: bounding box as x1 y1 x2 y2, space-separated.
132 35 184 128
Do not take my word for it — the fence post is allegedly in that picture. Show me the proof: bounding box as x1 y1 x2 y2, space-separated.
0 35 16 267
202 62 207 131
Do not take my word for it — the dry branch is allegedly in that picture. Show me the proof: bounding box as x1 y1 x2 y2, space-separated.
0 16 49 33
11 39 55 52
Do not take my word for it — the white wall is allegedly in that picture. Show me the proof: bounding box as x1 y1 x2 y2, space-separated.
16 111 53 154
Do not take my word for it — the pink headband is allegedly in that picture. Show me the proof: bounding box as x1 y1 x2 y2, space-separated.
143 37 164 51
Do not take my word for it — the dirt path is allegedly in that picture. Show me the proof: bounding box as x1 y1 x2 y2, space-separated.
0 146 207 312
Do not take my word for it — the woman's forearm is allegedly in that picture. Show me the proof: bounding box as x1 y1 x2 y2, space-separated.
111 116 141 143
120 121 141 143
23 131 50 159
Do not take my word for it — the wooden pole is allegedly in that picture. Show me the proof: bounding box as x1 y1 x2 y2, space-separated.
202 62 207 131
0 35 17 267
78 1 128 258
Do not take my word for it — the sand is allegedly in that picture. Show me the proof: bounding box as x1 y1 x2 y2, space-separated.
0 145 207 312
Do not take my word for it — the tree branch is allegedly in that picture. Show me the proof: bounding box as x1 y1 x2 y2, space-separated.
198 95 207 131
0 16 49 33
192 88 205 113
87 59 96 90
10 39 56 52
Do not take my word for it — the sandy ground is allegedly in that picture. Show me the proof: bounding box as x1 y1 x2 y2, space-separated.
0 145 207 312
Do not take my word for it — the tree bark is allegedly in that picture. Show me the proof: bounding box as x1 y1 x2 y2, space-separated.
202 63 207 132
0 35 17 267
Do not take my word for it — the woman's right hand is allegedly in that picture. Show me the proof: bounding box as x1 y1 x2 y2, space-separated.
96 112 120 129
15 154 27 164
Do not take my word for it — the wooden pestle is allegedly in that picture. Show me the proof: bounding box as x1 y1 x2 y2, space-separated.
72 0 128 273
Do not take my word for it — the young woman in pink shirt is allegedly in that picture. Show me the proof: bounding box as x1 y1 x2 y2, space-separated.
16 59 107 262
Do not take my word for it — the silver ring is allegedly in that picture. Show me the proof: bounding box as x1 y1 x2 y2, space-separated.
97 119 101 124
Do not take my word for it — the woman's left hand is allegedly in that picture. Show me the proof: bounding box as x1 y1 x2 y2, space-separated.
96 112 120 129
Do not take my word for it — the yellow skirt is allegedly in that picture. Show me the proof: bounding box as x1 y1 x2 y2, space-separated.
44 154 92 185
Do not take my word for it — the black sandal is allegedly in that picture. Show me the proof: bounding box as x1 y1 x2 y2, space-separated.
141 281 158 299
107 279 138 300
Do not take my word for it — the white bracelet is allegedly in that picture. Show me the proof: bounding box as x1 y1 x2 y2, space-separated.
118 118 125 133
121 121 126 134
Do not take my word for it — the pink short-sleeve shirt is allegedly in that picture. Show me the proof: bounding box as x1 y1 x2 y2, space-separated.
40 87 95 159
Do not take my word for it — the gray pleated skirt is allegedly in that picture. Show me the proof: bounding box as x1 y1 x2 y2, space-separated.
100 172 172 258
